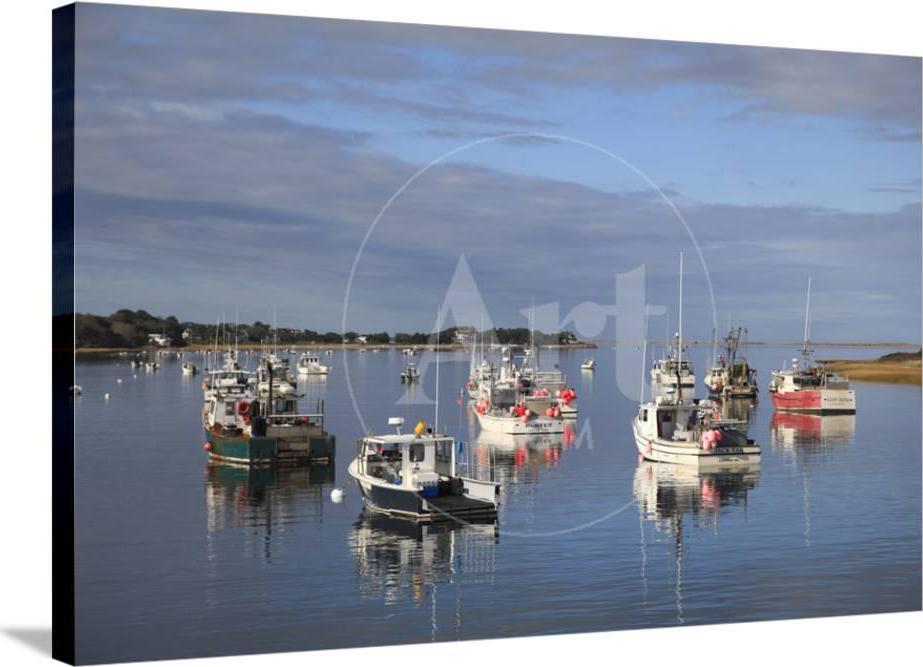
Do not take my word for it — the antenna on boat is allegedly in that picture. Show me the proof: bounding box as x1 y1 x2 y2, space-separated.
803 276 812 358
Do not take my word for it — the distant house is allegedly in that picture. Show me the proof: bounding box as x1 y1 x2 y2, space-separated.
147 333 172 347
181 328 192 341
453 326 477 345
356 335 368 345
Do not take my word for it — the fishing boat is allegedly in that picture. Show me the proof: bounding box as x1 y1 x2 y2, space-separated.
650 333 695 395
296 353 329 375
633 254 760 468
202 352 335 465
473 380 564 434
769 278 856 414
581 359 595 371
181 362 198 376
703 327 757 398
69 384 82 396
347 417 499 521
400 362 420 383
633 396 760 468
256 353 298 396
144 360 159 371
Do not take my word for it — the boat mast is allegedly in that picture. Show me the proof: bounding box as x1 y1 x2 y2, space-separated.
434 305 441 433
640 308 649 403
677 252 683 402
802 276 812 366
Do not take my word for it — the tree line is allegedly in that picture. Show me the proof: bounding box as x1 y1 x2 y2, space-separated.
71 309 582 348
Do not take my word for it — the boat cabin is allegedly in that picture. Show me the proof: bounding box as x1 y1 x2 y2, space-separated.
357 432 458 496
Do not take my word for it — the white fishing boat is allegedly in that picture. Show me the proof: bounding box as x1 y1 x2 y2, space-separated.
296 353 329 375
633 254 760 469
347 417 499 521
257 353 298 396
144 361 159 371
181 362 198 375
650 333 695 395
69 384 82 396
581 359 595 371
472 381 564 434
633 396 760 468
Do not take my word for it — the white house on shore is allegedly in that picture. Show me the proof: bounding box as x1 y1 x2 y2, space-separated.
147 333 172 347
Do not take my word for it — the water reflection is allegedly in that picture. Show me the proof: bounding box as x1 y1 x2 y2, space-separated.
349 511 498 609
205 464 334 562
770 412 856 448
634 461 761 623
768 412 855 547
468 430 570 486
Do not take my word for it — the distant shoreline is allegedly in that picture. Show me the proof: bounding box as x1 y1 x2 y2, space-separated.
74 342 600 354
72 339 920 354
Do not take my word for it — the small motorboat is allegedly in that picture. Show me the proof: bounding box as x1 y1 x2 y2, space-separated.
182 362 198 375
400 363 420 383
347 417 499 521
581 359 595 371
69 384 82 396
297 353 329 375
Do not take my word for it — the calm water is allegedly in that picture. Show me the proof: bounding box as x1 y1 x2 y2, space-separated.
74 346 921 664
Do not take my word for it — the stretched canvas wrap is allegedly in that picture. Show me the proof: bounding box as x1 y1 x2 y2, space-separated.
53 3 922 664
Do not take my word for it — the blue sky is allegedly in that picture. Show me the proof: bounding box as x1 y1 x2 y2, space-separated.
73 4 921 342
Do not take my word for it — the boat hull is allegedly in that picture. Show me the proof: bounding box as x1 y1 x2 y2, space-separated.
770 388 855 414
347 460 498 521
475 410 564 434
632 420 760 469
205 429 335 466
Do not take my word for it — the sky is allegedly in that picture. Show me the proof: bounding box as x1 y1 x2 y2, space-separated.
73 4 921 342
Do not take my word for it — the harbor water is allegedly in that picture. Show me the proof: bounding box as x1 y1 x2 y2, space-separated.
73 346 921 664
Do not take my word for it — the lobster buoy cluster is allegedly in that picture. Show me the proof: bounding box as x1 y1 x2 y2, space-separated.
509 404 532 422
558 387 577 406
201 379 211 391
474 398 489 414
700 428 723 451
532 387 551 398
203 442 213 451
545 405 563 419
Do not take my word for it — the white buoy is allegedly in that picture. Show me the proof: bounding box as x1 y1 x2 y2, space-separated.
117 378 123 384
104 393 111 400
330 488 344 503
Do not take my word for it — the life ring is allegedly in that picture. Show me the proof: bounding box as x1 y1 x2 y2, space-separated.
237 401 250 416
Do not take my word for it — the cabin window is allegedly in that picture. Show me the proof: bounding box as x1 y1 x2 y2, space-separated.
641 409 648 422
224 403 235 416
409 443 425 462
435 441 451 462
662 413 672 423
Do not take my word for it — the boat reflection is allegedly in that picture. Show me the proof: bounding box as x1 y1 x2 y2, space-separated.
349 510 498 608
467 429 570 485
204 463 334 561
769 412 854 547
770 411 856 448
634 460 761 623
